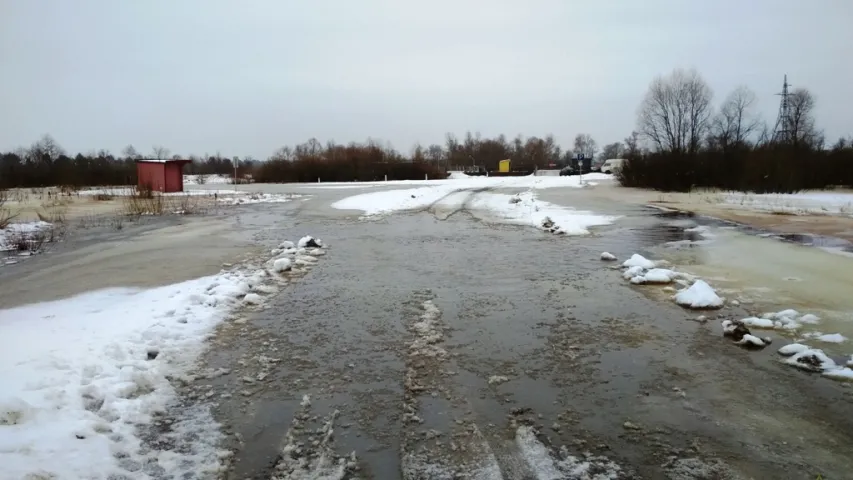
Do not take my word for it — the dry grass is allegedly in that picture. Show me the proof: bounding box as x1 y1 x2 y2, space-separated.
121 189 210 217
0 189 19 229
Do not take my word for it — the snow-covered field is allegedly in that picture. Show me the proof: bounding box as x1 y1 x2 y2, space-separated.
719 191 853 216
0 221 53 253
331 173 616 235
0 236 326 478
183 174 232 185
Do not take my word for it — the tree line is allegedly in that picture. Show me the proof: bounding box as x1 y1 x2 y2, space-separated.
617 68 853 193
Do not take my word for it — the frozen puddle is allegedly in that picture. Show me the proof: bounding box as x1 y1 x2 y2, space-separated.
0 236 327 478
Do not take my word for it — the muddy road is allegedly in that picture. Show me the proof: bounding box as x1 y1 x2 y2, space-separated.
187 188 853 480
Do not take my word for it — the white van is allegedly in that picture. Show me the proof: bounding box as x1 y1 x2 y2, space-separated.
600 158 624 174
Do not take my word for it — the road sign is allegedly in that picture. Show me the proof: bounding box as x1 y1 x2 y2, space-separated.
576 153 585 160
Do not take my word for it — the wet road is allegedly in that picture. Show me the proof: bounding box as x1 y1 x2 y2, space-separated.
188 189 853 480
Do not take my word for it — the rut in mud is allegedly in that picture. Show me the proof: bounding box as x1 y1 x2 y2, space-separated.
186 200 853 480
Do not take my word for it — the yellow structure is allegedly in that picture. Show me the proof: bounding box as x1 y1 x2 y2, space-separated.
498 159 510 173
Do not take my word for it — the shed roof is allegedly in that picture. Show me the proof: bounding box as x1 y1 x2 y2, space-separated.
135 158 192 165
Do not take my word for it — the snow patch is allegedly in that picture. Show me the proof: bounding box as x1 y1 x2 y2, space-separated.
674 280 724 309
515 426 623 479
600 252 617 261
622 254 656 269
816 333 847 343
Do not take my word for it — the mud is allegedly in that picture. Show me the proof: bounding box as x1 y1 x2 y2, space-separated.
190 189 853 480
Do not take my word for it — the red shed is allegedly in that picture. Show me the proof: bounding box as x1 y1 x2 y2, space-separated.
135 159 192 193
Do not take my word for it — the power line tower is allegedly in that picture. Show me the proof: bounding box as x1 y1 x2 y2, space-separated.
772 74 792 143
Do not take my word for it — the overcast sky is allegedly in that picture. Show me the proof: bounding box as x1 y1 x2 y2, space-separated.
1 0 850 159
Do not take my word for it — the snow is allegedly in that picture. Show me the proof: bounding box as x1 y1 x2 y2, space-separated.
816 333 847 343
272 257 292 273
0 221 54 252
183 174 231 185
777 344 853 381
0 236 324 478
515 426 623 479
736 334 767 347
673 280 724 309
297 235 324 249
742 317 776 329
632 268 678 284
778 343 810 356
622 254 656 269
330 174 616 235
216 192 300 205
0 274 255 478
465 191 615 235
600 252 617 261
721 191 853 216
622 265 646 280
799 313 821 324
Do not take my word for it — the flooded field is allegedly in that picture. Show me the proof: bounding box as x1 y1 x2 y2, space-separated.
181 187 853 479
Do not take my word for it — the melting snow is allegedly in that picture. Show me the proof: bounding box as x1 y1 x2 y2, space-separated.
621 254 656 269
673 280 724 309
600 252 617 261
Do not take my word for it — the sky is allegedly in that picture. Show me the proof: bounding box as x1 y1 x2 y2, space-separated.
1 0 851 159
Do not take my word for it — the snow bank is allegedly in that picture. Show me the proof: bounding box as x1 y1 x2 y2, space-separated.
674 280 724 309
0 236 327 478
331 185 458 215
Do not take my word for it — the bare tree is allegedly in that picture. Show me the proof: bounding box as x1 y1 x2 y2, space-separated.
638 68 713 154
600 142 624 160
29 134 65 163
787 88 821 148
573 133 597 159
122 144 140 160
624 131 640 158
151 145 170 159
710 86 761 151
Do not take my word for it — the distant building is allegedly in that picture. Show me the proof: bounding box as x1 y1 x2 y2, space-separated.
135 159 192 193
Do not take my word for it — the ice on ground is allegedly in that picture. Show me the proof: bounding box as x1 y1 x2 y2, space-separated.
799 313 821 324
816 333 847 343
674 280 724 309
600 252 617 261
622 254 656 269
823 368 853 380
243 293 263 305
0 272 255 478
487 375 509 386
756 309 808 330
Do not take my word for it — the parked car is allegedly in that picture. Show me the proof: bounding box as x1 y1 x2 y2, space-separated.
600 158 624 174
559 166 575 176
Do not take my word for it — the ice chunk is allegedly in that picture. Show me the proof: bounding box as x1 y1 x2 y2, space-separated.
622 265 645 280
816 333 847 343
823 368 853 380
622 254 655 269
674 280 723 309
298 236 323 248
736 334 767 348
243 293 263 305
278 241 295 249
742 317 775 329
798 313 821 324
640 268 677 284
272 258 292 273
600 252 617 261
778 343 810 356
785 348 836 371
